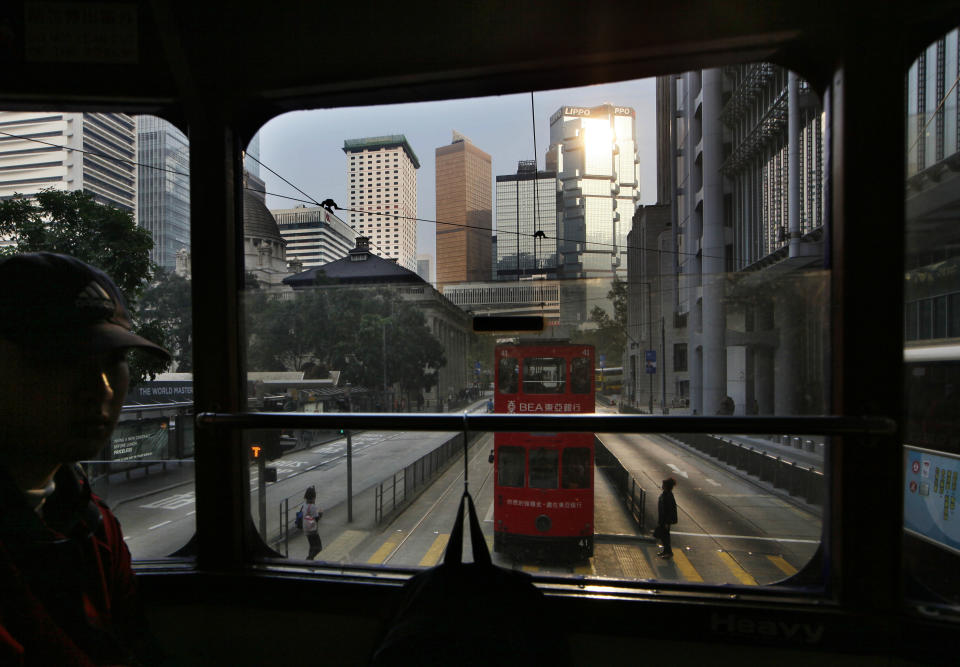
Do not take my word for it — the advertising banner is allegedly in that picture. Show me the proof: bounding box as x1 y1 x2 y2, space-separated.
904 445 960 555
111 418 170 462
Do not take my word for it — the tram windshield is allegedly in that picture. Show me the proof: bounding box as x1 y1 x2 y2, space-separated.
562 448 591 489
523 357 566 394
529 448 560 489
498 447 525 487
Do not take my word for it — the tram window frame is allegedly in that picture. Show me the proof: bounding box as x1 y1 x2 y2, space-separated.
570 357 592 394
529 447 559 489
498 446 525 487
498 357 519 394
561 447 590 489
522 357 567 394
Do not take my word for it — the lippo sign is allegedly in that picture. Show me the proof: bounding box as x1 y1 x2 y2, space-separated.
550 105 635 124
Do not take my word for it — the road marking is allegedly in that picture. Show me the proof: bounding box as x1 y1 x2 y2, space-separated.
667 463 689 478
484 502 494 523
672 531 819 544
320 530 367 561
703 477 722 487
419 534 449 567
768 555 798 576
573 562 594 575
673 550 704 582
717 551 758 585
148 520 172 531
368 532 403 564
140 492 195 510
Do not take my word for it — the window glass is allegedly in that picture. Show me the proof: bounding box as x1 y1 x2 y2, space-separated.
570 357 592 394
562 448 590 489
529 448 559 489
0 112 194 560
499 357 518 394
523 357 566 394
903 26 960 608
498 446 525 487
244 65 827 585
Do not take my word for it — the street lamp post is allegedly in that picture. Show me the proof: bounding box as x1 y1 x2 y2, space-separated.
345 382 353 523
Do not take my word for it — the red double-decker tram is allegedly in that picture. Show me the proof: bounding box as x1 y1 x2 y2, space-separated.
493 342 595 560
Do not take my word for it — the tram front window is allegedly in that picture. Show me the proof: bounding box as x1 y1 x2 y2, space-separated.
499 357 518 394
498 447 525 487
562 448 590 489
523 357 566 394
570 357 592 394
529 448 559 489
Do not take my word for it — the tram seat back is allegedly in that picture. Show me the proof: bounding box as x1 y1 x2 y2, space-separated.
371 491 569 666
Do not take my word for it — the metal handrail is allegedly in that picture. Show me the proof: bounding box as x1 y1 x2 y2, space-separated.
196 412 897 436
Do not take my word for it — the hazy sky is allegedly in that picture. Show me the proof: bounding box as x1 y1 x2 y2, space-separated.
256 77 657 273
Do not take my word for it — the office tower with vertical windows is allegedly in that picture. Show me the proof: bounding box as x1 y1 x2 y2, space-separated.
546 104 640 280
272 204 357 270
343 135 419 272
138 116 190 270
416 253 433 284
434 131 492 289
494 160 558 280
0 111 137 212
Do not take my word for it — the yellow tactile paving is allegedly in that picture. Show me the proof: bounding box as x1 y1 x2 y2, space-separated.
613 544 654 579
717 551 758 585
315 529 367 562
368 531 403 564
419 534 449 567
767 554 798 576
672 549 704 582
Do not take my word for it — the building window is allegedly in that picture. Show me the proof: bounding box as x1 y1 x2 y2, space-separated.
673 343 688 372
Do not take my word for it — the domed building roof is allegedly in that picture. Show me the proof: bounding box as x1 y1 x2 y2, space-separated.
243 190 285 244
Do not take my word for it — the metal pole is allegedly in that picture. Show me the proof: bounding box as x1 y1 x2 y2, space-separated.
346 429 353 522
661 316 667 413
382 320 387 410
346 383 353 522
257 453 266 538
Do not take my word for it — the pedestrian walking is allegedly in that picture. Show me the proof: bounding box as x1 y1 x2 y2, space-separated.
656 477 678 558
302 485 323 560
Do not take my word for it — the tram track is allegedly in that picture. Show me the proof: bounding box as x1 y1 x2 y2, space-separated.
380 436 494 565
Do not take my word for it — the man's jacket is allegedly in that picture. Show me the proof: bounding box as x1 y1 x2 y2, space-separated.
0 464 150 666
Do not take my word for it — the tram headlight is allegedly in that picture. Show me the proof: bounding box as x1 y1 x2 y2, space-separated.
535 514 552 533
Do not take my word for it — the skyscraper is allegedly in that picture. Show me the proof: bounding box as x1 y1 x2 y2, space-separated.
434 131 492 288
272 204 357 270
343 135 419 272
0 111 137 212
138 116 190 269
495 160 557 280
546 104 639 280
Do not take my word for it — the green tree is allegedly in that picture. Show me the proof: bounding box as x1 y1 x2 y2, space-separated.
579 276 628 368
245 284 447 408
139 268 193 371
0 189 167 382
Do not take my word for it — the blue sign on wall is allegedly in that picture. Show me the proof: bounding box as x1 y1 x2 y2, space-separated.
904 445 960 555
644 349 656 374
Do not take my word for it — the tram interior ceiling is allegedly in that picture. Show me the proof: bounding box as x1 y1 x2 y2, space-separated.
1 0 958 665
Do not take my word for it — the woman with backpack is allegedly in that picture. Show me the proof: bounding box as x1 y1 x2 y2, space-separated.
301 486 323 560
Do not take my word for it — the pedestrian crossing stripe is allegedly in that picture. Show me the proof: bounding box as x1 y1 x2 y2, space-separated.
767 555 798 576
419 534 449 567
368 532 403 564
717 551 758 585
672 550 704 582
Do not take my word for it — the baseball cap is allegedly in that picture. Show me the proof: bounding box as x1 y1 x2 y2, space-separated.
0 252 171 360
